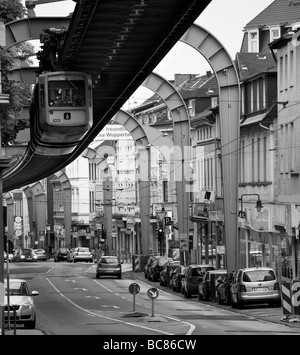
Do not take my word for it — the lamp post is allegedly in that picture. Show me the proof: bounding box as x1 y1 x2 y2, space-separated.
239 194 263 219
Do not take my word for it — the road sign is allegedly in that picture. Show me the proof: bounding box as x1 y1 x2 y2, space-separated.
156 211 167 221
147 287 159 299
165 216 172 225
128 283 140 295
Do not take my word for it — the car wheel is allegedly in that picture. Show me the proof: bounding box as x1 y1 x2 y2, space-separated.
218 294 223 305
236 297 243 309
225 292 230 306
96 274 100 279
24 317 36 329
118 274 121 279
204 292 210 301
231 298 237 308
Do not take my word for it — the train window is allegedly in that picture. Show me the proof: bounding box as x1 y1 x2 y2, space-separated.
48 79 86 107
40 84 45 108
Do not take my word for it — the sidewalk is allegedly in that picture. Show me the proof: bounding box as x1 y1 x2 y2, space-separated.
123 264 300 330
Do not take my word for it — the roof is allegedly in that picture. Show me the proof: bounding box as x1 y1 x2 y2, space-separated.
235 52 277 81
179 74 218 99
244 0 300 29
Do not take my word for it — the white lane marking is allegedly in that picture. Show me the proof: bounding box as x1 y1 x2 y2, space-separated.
65 279 77 283
46 278 174 335
85 296 101 299
92 279 195 335
73 287 87 291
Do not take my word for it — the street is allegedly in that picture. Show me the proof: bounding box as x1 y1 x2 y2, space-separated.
3 261 300 336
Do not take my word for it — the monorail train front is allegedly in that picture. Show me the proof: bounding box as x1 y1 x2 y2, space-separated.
31 71 93 155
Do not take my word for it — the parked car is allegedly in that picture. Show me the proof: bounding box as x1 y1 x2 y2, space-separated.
4 278 39 329
33 248 47 261
217 270 237 305
171 265 188 293
198 269 228 301
96 255 122 279
12 248 38 262
183 264 215 298
12 248 24 262
71 247 94 263
159 260 180 287
230 267 281 309
22 249 38 262
67 248 75 262
148 256 172 282
144 255 160 279
53 247 69 262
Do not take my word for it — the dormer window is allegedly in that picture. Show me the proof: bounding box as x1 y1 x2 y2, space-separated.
270 26 280 42
248 30 259 52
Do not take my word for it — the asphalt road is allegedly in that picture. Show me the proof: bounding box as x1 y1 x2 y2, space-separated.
2 260 300 338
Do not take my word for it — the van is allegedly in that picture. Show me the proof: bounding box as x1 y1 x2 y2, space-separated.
230 267 281 309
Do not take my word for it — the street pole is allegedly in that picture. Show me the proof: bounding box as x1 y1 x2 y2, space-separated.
0 21 11 335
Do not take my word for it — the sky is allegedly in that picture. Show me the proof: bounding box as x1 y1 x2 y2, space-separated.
20 0 275 104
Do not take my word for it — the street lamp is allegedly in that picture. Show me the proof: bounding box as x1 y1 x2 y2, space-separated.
239 194 263 218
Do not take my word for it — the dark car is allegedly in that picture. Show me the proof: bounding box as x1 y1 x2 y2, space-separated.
12 248 37 262
217 271 237 305
96 255 122 279
171 265 188 292
159 260 180 287
144 255 160 279
54 248 69 262
148 256 172 282
198 269 228 301
183 264 215 298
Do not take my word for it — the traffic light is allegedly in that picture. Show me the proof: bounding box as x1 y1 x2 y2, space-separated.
157 227 163 241
4 235 14 253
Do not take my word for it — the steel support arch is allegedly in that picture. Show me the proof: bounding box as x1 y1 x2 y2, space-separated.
141 72 191 262
82 110 175 256
180 24 240 271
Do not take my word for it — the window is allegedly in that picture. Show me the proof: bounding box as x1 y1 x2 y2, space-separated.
290 50 294 87
248 31 259 52
188 99 195 117
270 26 280 42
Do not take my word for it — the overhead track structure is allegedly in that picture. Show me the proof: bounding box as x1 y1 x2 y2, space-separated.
2 0 212 193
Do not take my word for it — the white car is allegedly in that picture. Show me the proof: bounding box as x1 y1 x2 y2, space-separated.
4 279 39 329
72 247 94 263
33 249 47 261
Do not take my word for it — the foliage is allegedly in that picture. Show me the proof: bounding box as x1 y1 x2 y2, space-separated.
0 0 35 145
0 0 26 23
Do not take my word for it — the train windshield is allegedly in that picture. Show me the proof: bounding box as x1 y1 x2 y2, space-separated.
48 79 86 107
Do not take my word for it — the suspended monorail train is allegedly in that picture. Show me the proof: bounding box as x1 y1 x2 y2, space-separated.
30 71 93 156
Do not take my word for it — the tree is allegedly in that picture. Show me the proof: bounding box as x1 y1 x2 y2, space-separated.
0 0 26 22
0 0 34 145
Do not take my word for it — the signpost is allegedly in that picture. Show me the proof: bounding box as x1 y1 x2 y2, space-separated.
147 287 159 317
128 283 140 311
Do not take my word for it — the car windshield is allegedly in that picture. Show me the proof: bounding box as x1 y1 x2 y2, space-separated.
101 258 118 264
59 248 68 253
192 268 204 276
78 248 89 252
5 281 28 296
243 270 276 282
22 249 33 256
